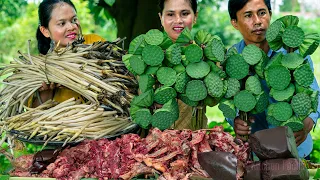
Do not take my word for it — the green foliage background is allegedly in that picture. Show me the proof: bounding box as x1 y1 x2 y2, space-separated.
0 0 319 175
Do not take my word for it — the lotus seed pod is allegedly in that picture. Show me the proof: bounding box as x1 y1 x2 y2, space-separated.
133 108 152 129
245 75 262 95
204 72 224 98
270 83 295 101
218 99 237 119
166 43 182 65
281 116 304 132
131 89 154 107
272 102 293 121
282 26 305 48
186 61 210 79
186 80 207 101
156 67 177 86
162 99 180 120
129 55 146 75
144 29 164 45
281 53 304 70
179 93 198 107
152 108 176 130
154 86 177 104
174 72 191 93
129 34 147 55
242 44 263 65
185 44 203 63
225 78 240 99
291 92 311 116
293 64 314 87
176 28 193 45
299 33 320 58
194 29 213 46
265 65 291 90
254 91 269 114
142 45 164 66
226 54 249 80
234 90 257 112
138 74 155 93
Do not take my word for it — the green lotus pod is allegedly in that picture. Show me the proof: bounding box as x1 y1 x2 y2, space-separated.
138 74 155 93
254 50 268 78
265 53 283 70
267 115 282 126
194 29 213 46
174 72 191 93
282 26 305 48
129 55 146 75
181 55 190 67
277 15 299 27
269 41 284 51
265 65 291 90
176 28 193 45
311 90 319 113
266 20 285 43
185 44 203 63
204 95 220 107
162 99 179 120
204 72 224 98
226 47 238 59
142 45 164 66
131 89 154 107
270 83 295 101
129 34 147 55
281 116 304 132
179 94 198 107
154 86 177 104
166 43 182 65
206 60 227 78
173 64 186 73
186 61 210 79
186 80 207 101
129 104 141 119
295 83 314 95
218 99 237 119
159 32 173 49
204 38 225 62
152 108 176 130
272 102 293 121
226 54 249 80
156 67 177 86
242 44 263 65
291 92 311 116
245 75 262 95
144 29 164 45
133 108 152 129
144 66 160 75
122 54 136 75
299 33 320 58
293 64 314 87
254 91 269 114
234 90 257 112
267 103 275 117
225 78 240 99
281 53 304 70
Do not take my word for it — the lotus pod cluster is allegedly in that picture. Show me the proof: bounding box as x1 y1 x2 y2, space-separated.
265 15 319 131
218 44 270 119
125 28 226 130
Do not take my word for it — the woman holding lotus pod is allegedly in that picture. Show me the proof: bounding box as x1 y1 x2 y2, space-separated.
158 0 208 130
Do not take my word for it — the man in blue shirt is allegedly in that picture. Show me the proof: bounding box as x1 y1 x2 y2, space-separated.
227 0 320 158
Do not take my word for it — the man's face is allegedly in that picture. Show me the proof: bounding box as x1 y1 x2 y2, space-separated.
231 0 271 45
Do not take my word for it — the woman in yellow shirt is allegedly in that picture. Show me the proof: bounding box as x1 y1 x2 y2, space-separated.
158 0 207 130
29 0 104 107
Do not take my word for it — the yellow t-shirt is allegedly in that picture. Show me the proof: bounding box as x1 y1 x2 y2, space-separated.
28 34 105 106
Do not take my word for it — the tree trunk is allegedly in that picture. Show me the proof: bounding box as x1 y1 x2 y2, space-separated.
100 0 161 49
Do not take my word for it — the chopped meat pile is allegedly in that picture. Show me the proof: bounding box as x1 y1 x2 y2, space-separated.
10 126 249 180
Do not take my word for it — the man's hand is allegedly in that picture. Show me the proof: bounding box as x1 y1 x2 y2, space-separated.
234 116 255 141
294 117 314 146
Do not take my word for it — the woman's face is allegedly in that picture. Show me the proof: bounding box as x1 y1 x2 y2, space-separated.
159 0 197 42
40 2 80 47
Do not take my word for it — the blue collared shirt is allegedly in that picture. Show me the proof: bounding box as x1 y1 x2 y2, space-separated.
226 40 320 158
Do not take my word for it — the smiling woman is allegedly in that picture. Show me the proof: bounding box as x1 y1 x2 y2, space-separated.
37 0 79 55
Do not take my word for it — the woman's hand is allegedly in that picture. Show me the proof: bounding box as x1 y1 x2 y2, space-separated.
33 82 61 107
294 117 314 146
